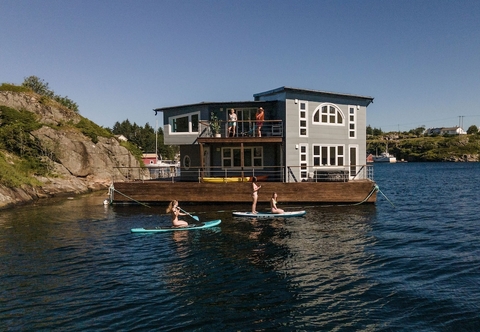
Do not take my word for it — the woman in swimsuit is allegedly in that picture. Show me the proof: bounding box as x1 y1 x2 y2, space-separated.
255 107 264 137
166 200 189 227
270 192 284 214
251 176 262 213
228 108 237 137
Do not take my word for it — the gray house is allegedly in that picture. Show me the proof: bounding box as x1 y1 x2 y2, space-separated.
155 86 374 183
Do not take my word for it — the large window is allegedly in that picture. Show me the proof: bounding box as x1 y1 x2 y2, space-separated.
313 145 344 166
170 112 199 133
313 104 344 125
222 147 263 168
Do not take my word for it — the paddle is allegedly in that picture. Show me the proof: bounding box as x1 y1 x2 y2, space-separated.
178 207 200 221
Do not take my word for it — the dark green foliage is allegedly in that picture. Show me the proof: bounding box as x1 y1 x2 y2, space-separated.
0 106 42 155
0 106 51 185
74 118 113 144
112 120 178 160
467 125 479 135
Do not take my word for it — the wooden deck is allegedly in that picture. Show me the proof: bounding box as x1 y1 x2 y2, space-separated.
110 180 377 205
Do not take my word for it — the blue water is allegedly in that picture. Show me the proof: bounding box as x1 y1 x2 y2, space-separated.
1 163 479 331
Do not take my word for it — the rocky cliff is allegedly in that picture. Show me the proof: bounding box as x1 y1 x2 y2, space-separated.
0 91 145 209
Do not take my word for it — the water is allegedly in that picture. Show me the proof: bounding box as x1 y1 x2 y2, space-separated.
1 163 479 331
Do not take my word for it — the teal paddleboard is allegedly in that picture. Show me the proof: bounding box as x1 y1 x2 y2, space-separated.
131 219 221 233
232 211 306 218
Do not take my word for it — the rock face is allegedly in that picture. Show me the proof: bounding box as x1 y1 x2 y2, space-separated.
0 91 146 209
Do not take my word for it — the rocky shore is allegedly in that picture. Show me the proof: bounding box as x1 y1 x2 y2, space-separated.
0 91 144 209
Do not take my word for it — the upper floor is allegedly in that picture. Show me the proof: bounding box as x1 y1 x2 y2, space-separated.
154 86 374 146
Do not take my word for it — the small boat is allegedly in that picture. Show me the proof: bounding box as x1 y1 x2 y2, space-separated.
232 211 306 218
131 219 221 233
373 152 397 163
201 175 268 183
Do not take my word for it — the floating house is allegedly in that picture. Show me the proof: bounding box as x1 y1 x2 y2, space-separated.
110 86 378 205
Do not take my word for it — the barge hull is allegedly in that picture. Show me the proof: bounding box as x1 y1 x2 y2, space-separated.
110 180 377 205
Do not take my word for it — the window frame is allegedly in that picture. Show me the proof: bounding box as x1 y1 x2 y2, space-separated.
312 103 345 126
312 144 345 167
169 111 200 134
221 146 263 169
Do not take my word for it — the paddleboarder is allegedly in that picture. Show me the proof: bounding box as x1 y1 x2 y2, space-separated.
252 176 262 213
166 200 189 227
270 192 284 214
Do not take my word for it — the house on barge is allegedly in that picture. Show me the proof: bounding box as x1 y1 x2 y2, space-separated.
110 86 377 205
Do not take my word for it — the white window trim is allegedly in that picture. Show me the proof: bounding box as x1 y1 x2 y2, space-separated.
221 146 264 170
299 101 308 137
312 144 345 167
299 143 308 181
348 105 357 139
312 103 345 126
169 111 200 134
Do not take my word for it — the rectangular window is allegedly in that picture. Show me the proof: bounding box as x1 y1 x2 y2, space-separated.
348 106 356 139
299 143 308 180
299 101 307 137
313 145 345 166
170 112 200 133
173 116 188 132
222 147 263 169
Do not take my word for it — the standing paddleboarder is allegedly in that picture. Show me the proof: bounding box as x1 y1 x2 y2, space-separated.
251 176 262 214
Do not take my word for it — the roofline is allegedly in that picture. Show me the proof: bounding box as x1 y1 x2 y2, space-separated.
254 86 374 104
154 101 275 114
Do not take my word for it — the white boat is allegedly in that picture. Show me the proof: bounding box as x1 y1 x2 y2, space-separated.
373 152 397 163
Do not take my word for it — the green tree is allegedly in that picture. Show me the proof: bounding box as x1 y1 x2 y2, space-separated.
22 76 54 98
22 76 79 113
467 125 478 135
111 120 178 160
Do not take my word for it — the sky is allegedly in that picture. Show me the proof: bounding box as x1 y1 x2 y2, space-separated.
1 0 480 132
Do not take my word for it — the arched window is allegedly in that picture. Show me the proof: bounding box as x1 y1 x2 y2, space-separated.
313 104 344 125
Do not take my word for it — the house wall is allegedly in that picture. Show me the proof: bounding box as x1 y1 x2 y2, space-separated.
256 89 369 181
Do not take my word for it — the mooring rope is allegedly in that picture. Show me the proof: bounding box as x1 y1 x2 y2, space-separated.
111 186 151 208
375 184 395 208
107 183 393 213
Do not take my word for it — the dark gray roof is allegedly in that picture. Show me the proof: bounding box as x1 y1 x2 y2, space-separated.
154 100 274 114
254 86 374 103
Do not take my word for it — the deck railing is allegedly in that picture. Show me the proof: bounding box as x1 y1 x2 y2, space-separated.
112 164 374 183
198 119 283 138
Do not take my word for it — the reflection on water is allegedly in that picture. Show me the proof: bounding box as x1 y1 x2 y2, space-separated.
1 164 480 330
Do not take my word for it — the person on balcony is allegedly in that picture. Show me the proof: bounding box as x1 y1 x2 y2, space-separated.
228 108 237 137
256 107 264 137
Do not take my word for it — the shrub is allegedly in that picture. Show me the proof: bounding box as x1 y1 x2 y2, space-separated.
74 118 113 144
0 83 32 93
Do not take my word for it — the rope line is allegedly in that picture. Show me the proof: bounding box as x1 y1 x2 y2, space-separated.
110 185 151 208
375 185 395 208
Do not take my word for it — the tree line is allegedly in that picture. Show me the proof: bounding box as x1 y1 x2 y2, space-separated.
367 124 479 138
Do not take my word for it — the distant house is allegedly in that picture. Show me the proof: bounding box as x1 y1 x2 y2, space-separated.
142 153 158 165
116 134 128 142
425 126 466 136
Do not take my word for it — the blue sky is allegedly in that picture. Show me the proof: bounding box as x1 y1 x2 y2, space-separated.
1 0 479 132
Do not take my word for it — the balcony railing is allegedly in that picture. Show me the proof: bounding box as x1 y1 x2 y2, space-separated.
112 164 374 183
198 119 283 138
